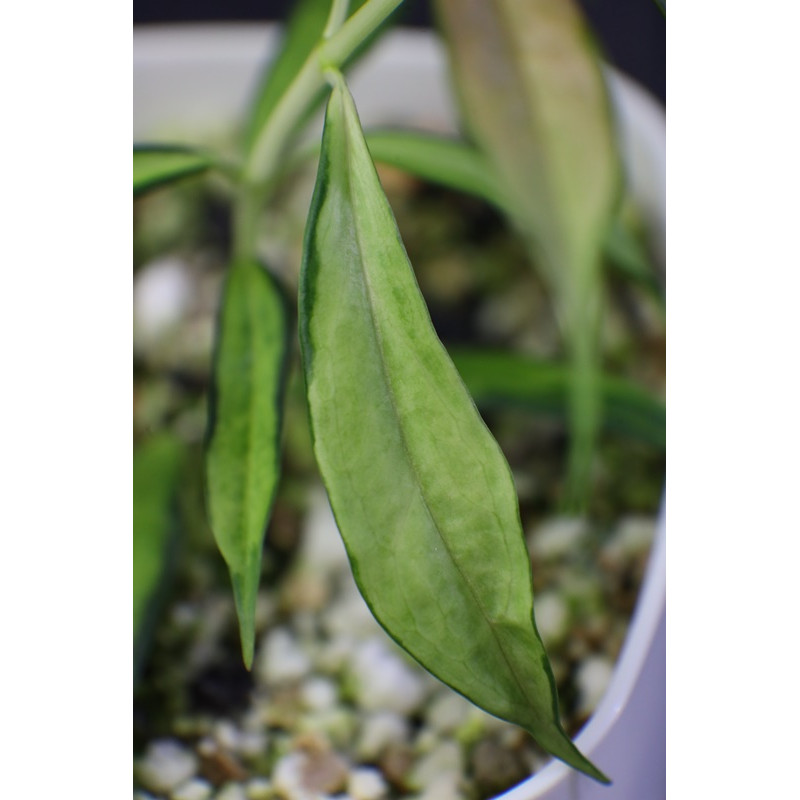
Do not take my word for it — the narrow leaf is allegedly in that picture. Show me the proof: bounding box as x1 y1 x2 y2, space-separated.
133 145 215 196
604 217 665 305
365 129 510 212
451 349 665 449
435 0 621 508
206 259 289 669
133 433 184 673
299 75 608 783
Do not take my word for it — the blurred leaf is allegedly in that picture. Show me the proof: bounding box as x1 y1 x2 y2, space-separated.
452 349 665 449
435 0 621 508
133 433 185 675
206 259 290 669
365 129 663 305
604 217 664 305
299 74 608 784
133 145 215 196
365 129 509 211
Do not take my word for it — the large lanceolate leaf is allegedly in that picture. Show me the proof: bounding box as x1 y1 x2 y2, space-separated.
299 76 608 783
133 434 185 675
206 260 289 668
435 0 621 508
133 145 215 196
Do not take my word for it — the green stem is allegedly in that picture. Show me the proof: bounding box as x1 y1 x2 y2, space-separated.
244 0 404 189
324 0 351 38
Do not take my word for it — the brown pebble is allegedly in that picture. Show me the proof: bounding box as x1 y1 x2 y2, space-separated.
379 742 415 792
199 748 249 786
300 749 349 794
470 736 530 798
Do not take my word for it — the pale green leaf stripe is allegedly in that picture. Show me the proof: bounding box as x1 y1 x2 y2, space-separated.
299 76 608 784
452 349 665 449
206 259 289 669
133 434 184 672
133 145 215 196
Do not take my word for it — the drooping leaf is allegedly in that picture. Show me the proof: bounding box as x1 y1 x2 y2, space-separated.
299 75 608 784
133 145 216 196
452 349 665 449
206 259 289 669
133 433 185 675
365 129 509 212
434 0 621 509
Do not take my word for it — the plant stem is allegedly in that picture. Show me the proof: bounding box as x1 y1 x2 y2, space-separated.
324 0 351 39
232 0 403 264
244 0 404 189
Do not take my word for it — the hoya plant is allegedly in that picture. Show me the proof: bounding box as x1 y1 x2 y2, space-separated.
134 0 664 786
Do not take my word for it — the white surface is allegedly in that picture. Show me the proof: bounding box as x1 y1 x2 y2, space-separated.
134 25 666 800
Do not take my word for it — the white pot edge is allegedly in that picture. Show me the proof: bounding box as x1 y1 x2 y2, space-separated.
134 24 666 800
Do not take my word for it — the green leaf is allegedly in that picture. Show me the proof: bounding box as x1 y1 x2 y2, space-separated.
133 145 215 196
434 0 621 509
206 259 289 669
299 75 608 784
365 129 510 212
133 433 185 674
452 349 665 449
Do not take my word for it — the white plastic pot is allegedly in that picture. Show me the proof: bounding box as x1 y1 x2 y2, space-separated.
134 24 666 800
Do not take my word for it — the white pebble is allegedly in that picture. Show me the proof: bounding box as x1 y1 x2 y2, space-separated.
216 784 247 800
244 777 272 800
213 720 241 751
257 627 312 684
602 516 655 565
426 692 471 734
351 639 426 714
410 741 463 789
300 489 350 575
301 677 339 711
170 778 212 800
238 729 268 758
324 582 383 639
272 752 306 798
348 767 388 800
529 517 587 559
575 655 615 716
533 591 569 645
133 257 193 350
416 772 463 800
356 711 410 760
136 739 198 794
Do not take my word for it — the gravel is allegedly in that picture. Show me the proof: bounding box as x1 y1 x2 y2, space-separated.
134 471 657 800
